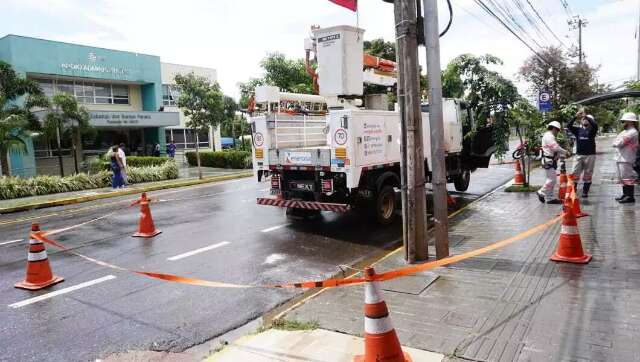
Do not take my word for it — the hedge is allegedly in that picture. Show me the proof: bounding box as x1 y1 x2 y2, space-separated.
90 156 171 173
185 151 251 169
0 161 178 200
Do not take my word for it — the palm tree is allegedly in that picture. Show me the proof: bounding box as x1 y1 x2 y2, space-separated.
0 61 47 176
43 93 90 176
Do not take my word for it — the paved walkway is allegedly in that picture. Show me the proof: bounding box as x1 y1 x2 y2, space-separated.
287 137 640 362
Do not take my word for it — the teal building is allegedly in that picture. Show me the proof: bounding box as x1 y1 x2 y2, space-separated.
0 35 180 176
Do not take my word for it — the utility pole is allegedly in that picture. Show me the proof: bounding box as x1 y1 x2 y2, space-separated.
568 15 587 64
391 0 428 263
423 0 449 259
637 0 640 80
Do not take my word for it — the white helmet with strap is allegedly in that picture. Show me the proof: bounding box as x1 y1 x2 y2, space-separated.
619 112 638 122
547 121 562 130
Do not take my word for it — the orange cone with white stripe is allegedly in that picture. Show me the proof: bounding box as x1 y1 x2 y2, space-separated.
15 223 64 290
131 193 162 238
550 198 592 264
513 161 525 186
558 171 568 201
354 267 412 362
567 178 588 218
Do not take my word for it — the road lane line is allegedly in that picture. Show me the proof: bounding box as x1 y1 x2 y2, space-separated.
8 275 116 309
260 224 291 233
0 239 23 246
167 241 230 261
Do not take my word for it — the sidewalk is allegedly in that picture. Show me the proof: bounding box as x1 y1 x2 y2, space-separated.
0 165 251 214
277 137 640 361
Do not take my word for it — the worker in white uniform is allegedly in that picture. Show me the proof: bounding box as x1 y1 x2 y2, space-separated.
537 121 570 204
612 112 639 203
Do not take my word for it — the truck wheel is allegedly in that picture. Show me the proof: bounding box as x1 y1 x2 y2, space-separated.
375 186 396 225
454 170 471 192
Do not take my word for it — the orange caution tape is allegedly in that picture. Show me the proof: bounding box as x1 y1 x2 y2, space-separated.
33 215 561 289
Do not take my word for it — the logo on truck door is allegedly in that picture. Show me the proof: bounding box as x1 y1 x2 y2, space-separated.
334 128 348 145
254 132 264 147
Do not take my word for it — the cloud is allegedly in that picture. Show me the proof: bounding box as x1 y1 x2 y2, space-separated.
1 0 637 100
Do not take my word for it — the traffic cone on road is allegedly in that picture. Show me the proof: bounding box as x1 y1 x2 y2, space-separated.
550 199 592 264
447 193 456 206
15 223 64 290
131 193 162 238
513 161 525 186
353 267 412 362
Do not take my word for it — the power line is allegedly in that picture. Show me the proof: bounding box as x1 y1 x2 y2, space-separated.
525 0 569 49
473 0 548 63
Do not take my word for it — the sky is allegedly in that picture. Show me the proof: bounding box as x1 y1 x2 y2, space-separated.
1 0 637 100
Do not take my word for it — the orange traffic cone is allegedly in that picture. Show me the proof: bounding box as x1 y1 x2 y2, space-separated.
567 179 588 218
550 199 592 264
513 161 525 186
354 267 412 362
558 171 568 201
15 223 64 290
447 193 456 206
131 193 162 238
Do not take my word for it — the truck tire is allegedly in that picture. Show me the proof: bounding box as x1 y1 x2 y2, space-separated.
375 185 396 225
454 170 471 192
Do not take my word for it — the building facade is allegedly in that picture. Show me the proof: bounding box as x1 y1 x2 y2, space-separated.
0 35 218 177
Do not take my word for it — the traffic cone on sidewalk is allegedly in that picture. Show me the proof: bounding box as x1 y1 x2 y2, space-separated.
567 179 589 218
513 160 525 186
131 193 161 238
15 223 64 290
558 170 568 201
353 267 412 362
447 193 456 206
550 199 592 264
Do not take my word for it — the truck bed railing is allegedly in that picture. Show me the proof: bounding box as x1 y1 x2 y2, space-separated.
267 114 328 149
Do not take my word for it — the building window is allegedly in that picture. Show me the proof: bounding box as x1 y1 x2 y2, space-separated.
31 78 130 105
162 84 180 106
165 128 210 150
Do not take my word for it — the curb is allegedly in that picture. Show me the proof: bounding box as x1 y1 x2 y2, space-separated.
0 171 253 215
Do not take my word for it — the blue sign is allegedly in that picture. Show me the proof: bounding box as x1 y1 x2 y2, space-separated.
538 90 552 112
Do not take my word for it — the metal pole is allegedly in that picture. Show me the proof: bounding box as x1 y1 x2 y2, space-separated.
578 18 583 65
637 0 640 80
394 0 428 263
423 0 449 259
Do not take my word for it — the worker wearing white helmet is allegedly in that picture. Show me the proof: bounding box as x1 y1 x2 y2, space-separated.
567 109 598 197
612 112 639 203
537 120 571 204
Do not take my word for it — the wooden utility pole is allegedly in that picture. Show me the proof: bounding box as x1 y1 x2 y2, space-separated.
423 0 449 259
393 0 428 262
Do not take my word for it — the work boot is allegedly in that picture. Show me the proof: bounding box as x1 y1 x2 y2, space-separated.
536 191 545 203
547 199 562 205
615 186 625 201
582 183 591 198
619 185 636 204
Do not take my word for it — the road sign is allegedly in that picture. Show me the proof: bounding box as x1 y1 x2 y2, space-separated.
538 90 552 113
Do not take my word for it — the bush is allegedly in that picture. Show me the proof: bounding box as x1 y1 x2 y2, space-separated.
89 156 171 173
0 161 178 200
185 150 251 169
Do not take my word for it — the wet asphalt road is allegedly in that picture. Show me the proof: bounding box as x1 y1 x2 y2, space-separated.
0 165 513 361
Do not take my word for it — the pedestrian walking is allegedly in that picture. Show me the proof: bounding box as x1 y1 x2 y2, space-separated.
613 112 639 203
153 143 161 157
167 140 176 158
567 110 598 197
118 143 128 187
110 145 125 189
537 121 571 204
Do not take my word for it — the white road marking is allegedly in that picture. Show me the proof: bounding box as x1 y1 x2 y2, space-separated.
167 241 230 261
8 275 116 309
263 253 286 265
260 224 291 233
0 239 23 246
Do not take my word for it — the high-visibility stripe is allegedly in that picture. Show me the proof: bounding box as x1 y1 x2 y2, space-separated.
364 282 382 304
364 315 394 334
561 225 579 235
29 238 42 245
27 250 48 261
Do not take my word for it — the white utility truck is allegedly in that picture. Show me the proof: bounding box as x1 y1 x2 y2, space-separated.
250 25 495 224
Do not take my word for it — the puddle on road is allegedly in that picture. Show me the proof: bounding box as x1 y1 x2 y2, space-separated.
264 253 286 265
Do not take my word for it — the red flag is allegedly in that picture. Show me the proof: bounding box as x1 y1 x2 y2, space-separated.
329 0 357 12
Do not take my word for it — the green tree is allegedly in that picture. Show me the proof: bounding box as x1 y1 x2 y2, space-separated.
261 53 314 94
43 93 90 176
0 61 48 176
222 96 239 147
175 72 225 179
442 54 520 156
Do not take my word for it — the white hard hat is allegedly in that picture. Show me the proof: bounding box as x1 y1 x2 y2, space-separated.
586 114 595 121
620 112 638 122
547 121 562 130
